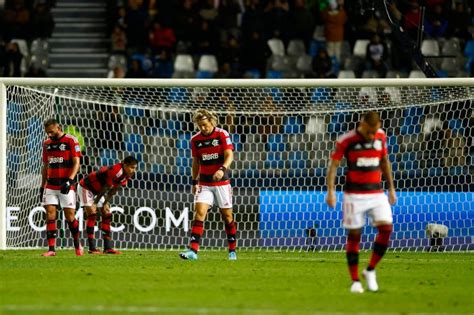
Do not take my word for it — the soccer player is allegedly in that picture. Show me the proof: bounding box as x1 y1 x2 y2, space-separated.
77 156 139 254
326 111 396 293
40 119 82 256
179 109 237 261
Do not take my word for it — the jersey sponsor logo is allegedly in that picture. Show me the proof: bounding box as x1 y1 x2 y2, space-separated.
48 156 64 164
202 153 219 161
356 157 380 167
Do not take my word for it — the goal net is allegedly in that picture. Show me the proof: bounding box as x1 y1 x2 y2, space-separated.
1 78 472 251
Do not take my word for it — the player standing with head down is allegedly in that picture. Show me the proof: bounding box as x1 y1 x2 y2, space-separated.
179 109 237 260
40 119 82 256
78 156 138 254
326 111 396 293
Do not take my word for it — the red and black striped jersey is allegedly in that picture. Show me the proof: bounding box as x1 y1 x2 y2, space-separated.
331 129 388 194
80 163 131 195
191 127 234 186
42 134 82 190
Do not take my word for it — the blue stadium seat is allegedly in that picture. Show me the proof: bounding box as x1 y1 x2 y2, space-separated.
167 87 189 103
283 116 304 134
266 70 282 78
196 70 214 78
7 102 22 134
100 148 118 166
287 151 309 169
176 133 191 150
124 105 145 117
311 87 331 103
265 152 285 169
266 134 285 152
448 119 464 134
328 112 351 134
230 134 242 151
401 106 423 135
124 133 144 161
176 149 192 175
464 40 474 57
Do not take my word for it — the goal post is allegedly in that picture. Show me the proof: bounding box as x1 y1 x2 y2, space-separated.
0 78 472 251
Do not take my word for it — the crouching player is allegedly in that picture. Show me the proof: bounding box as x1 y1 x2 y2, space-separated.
78 156 138 254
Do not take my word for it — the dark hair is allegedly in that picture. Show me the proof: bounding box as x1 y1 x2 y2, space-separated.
123 156 139 165
362 111 381 127
44 118 59 128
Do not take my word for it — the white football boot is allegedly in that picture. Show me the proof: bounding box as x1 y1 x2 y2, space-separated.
350 281 364 293
362 269 379 292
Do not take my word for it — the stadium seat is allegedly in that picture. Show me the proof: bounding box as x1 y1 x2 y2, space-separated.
283 116 304 134
173 54 195 72
352 39 370 58
362 70 380 78
11 39 29 75
441 38 461 56
176 133 191 150
197 54 218 73
337 70 355 78
100 148 118 166
287 39 306 57
269 55 291 72
296 54 313 76
30 39 48 56
386 70 408 78
421 39 440 56
266 134 285 152
108 54 127 70
196 70 214 78
124 133 144 161
463 40 474 57
408 70 426 78
243 69 261 78
266 70 283 78
267 38 285 56
131 53 153 72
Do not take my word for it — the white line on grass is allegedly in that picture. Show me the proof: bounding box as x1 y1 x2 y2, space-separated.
1 305 472 315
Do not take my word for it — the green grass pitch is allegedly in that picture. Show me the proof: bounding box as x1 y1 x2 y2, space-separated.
0 250 473 315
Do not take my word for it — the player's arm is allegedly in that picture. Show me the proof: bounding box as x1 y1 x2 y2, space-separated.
191 157 200 194
213 149 233 181
60 156 80 194
380 155 397 205
93 185 112 205
40 162 48 202
325 158 341 208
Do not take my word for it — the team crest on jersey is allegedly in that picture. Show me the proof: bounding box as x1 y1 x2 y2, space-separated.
373 140 382 151
59 144 66 151
212 139 219 146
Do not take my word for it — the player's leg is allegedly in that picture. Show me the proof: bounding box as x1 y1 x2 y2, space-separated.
180 186 213 260
101 205 121 254
342 194 366 293
216 184 236 260
42 203 58 256
78 185 100 254
60 190 83 256
364 194 393 292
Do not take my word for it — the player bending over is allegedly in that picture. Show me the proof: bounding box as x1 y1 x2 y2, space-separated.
326 111 396 293
40 119 83 256
180 109 237 261
78 156 138 254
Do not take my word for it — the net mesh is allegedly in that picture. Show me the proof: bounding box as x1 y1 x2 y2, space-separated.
4 81 473 251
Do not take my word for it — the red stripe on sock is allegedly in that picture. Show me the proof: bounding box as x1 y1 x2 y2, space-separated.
369 224 393 269
47 220 56 247
225 221 237 251
189 220 204 252
346 233 361 281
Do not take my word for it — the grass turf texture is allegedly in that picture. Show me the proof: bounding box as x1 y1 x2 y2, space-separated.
0 251 473 315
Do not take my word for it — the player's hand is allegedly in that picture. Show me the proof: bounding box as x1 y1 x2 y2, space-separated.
102 202 111 213
39 187 44 203
388 189 397 205
213 169 224 181
326 191 336 208
60 179 74 194
192 184 200 195
91 203 98 213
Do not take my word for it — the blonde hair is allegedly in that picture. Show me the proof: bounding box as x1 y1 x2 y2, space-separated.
193 109 218 126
